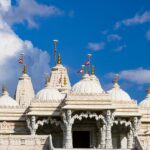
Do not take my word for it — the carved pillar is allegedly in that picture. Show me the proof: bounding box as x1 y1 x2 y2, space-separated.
26 115 37 135
61 110 74 148
105 110 112 149
101 125 106 148
96 128 101 148
120 133 127 149
133 117 139 137
127 129 133 149
132 117 140 148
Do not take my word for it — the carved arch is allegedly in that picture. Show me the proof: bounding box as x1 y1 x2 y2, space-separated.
72 111 106 124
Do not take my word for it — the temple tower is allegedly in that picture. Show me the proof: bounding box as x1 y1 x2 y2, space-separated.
15 65 35 107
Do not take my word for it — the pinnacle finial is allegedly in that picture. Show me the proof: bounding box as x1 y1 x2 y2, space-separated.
113 74 119 84
22 65 27 74
147 87 150 94
91 65 95 75
2 83 7 95
57 53 61 64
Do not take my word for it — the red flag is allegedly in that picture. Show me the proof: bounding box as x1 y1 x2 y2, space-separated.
84 60 90 65
18 53 24 64
77 69 84 74
18 57 23 64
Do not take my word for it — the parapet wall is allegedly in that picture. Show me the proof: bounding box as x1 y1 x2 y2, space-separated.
0 135 49 150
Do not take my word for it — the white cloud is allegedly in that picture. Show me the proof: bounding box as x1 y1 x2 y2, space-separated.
3 0 64 28
107 34 122 42
115 11 150 29
114 44 126 52
0 0 50 95
87 42 105 51
0 0 11 12
119 68 150 84
146 30 150 41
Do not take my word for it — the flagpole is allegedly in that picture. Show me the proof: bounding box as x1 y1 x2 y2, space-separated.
82 65 85 74
87 54 92 74
53 40 58 65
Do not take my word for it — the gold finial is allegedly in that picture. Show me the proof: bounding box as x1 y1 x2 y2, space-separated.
22 65 27 74
57 53 61 64
147 87 150 94
64 76 67 85
2 83 7 95
113 74 119 84
91 65 95 75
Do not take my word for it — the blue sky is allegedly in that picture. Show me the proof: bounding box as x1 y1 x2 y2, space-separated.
1 0 150 102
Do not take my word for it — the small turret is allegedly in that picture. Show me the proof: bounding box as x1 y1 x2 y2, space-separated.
15 65 35 107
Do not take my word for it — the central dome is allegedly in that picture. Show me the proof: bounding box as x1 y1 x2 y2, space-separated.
71 74 104 95
35 83 64 102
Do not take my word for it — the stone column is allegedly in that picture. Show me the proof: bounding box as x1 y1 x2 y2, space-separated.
31 116 37 135
120 133 127 149
132 117 140 148
26 115 37 135
101 125 106 148
127 130 133 149
96 129 101 148
105 110 113 149
133 117 139 137
61 110 74 148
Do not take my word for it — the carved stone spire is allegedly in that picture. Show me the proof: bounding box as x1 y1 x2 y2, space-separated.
15 67 35 107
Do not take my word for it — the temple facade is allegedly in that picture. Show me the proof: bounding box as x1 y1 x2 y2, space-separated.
0 44 150 150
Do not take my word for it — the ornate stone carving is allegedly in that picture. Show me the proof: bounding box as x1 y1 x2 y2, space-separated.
61 110 73 148
131 117 140 148
26 116 61 135
105 110 113 149
0 121 11 130
72 111 106 123
113 118 132 128
132 117 140 136
26 116 38 135
127 129 133 149
101 124 106 148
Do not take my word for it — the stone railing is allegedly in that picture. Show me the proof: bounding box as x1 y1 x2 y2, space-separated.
0 134 132 150
135 136 144 150
0 135 49 150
